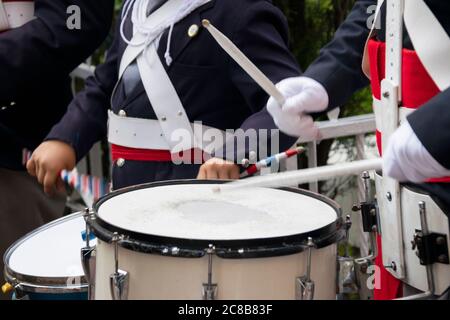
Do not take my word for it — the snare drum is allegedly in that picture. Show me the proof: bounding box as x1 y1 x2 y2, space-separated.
375 173 450 295
3 212 91 300
89 180 343 300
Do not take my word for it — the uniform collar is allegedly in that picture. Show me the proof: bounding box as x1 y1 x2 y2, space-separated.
120 0 216 106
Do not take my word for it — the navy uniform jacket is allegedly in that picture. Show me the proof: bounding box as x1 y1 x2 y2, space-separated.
303 0 450 212
47 0 301 190
0 0 114 170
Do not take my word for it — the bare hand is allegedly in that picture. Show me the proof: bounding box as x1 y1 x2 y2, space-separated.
27 141 76 195
197 158 240 180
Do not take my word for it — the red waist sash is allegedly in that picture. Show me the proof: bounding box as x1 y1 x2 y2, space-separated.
111 144 209 163
368 39 450 183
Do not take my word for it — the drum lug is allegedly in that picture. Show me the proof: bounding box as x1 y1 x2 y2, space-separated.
352 172 379 234
337 215 360 299
353 258 374 300
397 202 440 300
348 172 380 300
81 246 96 299
296 237 315 300
411 203 449 267
110 270 129 301
202 244 218 300
109 233 129 300
82 208 97 300
3 278 26 299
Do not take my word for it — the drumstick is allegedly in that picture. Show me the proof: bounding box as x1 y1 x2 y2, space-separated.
240 146 305 178
202 19 286 106
214 158 382 193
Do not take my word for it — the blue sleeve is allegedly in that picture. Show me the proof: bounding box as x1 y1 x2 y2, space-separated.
0 0 114 102
408 88 450 169
45 19 121 161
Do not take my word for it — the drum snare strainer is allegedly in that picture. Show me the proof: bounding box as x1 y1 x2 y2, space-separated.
89 180 344 300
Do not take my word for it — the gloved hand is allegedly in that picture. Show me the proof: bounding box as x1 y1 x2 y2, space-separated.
267 76 329 139
383 121 450 182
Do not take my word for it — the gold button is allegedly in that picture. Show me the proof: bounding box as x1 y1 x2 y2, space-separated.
188 24 199 38
1 282 13 294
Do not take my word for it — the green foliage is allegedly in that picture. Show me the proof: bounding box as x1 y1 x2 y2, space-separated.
274 0 372 116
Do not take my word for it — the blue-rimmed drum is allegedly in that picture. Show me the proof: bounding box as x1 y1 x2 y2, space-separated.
3 212 90 300
89 180 343 300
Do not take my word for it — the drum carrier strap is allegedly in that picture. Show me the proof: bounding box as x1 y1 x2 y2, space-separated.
0 0 9 31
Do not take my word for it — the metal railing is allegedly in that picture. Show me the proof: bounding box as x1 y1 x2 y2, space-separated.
298 114 376 192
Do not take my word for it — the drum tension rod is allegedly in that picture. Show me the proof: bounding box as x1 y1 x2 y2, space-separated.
337 215 360 299
351 171 379 300
81 208 96 300
296 237 315 300
109 232 129 300
202 244 218 300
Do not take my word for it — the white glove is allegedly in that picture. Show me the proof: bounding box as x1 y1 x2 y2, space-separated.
383 121 450 182
267 76 329 139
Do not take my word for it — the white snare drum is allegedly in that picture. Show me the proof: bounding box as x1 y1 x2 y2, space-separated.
89 180 343 300
3 212 92 300
375 173 450 295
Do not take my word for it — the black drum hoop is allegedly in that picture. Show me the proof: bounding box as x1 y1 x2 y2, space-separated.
90 180 344 259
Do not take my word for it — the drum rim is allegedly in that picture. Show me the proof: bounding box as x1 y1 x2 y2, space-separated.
91 180 343 258
3 212 89 292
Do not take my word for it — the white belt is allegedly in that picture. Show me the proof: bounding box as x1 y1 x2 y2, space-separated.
0 1 34 32
372 97 414 132
107 110 230 154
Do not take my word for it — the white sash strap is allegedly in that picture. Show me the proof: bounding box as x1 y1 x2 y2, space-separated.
112 0 215 153
118 0 186 79
362 0 385 78
363 0 450 91
107 110 230 154
0 1 35 32
137 43 196 152
0 1 9 31
404 0 450 91
372 97 414 132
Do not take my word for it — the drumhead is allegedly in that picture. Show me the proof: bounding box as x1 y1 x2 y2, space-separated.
92 180 342 257
4 212 92 291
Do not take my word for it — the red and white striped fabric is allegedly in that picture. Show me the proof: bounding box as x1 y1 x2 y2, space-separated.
0 0 34 32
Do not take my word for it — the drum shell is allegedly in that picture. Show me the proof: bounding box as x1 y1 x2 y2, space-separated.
375 173 450 295
3 212 89 300
94 238 337 300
